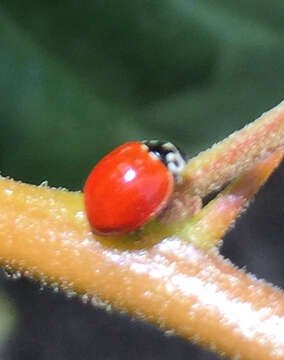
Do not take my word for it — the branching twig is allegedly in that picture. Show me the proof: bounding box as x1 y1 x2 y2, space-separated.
0 101 283 360
182 100 284 196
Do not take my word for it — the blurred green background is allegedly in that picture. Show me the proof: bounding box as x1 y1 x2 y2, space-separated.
0 1 283 359
0 0 283 190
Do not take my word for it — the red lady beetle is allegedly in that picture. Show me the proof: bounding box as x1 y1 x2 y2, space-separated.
84 140 186 235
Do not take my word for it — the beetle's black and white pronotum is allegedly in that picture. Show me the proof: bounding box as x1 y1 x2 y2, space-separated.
143 140 186 183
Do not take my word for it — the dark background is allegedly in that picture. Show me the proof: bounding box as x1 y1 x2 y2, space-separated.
0 1 283 359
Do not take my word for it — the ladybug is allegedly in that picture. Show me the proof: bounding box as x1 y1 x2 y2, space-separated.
84 140 186 235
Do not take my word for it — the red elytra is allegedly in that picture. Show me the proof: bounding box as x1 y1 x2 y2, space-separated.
84 141 174 235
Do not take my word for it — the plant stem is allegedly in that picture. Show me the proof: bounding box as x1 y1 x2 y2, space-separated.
0 100 283 359
0 174 283 359
183 100 284 197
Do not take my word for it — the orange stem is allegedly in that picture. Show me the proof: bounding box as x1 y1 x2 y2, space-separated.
183 101 284 197
179 148 284 248
0 177 283 359
0 100 283 360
